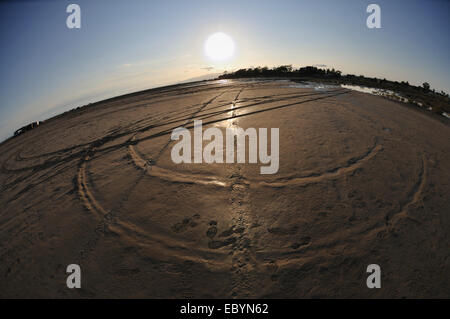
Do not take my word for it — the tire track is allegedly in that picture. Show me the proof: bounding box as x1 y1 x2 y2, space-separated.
228 168 255 298
74 91 230 262
385 154 427 227
1 89 348 175
256 154 428 258
152 90 229 162
128 142 382 188
76 151 221 263
225 88 257 298
257 144 383 187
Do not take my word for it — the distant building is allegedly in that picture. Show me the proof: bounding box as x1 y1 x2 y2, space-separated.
14 121 41 137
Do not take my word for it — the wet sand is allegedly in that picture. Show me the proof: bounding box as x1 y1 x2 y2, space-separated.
1 79 449 298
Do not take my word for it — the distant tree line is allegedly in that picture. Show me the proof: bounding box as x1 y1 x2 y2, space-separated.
219 65 342 79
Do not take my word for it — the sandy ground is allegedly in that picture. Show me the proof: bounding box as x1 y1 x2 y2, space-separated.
0 79 449 298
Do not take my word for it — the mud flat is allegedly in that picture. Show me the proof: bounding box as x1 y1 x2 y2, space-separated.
0 79 449 298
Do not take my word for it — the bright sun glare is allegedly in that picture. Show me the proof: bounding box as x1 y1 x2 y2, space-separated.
204 32 235 61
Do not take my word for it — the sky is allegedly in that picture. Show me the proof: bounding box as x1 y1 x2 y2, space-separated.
0 0 449 141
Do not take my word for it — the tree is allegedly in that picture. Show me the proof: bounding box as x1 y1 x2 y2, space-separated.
422 82 430 92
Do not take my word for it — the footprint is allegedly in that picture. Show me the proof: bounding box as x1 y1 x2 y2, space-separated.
206 222 245 249
206 226 218 238
171 217 198 233
219 226 245 237
290 236 311 249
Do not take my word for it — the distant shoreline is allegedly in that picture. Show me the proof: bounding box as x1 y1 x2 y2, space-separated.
2 67 449 145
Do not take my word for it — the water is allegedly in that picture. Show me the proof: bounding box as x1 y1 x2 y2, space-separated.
286 81 339 91
286 81 449 120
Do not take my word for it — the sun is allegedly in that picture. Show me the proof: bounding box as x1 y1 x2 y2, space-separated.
204 32 235 61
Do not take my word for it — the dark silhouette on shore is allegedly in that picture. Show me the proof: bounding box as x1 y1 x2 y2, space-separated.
13 121 42 137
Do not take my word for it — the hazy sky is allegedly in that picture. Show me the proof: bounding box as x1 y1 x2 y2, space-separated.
0 0 449 141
